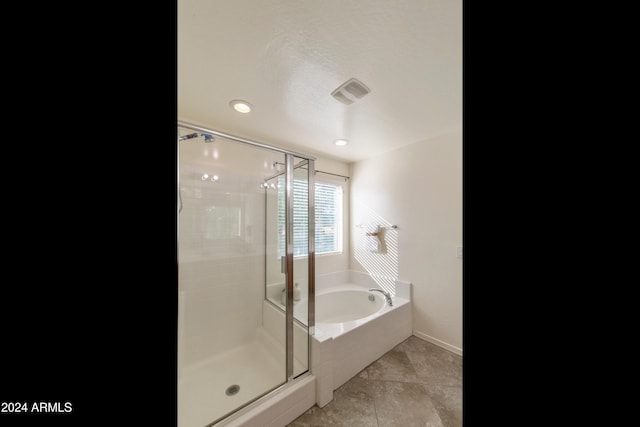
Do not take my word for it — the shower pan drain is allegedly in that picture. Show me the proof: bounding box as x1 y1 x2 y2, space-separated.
225 384 240 396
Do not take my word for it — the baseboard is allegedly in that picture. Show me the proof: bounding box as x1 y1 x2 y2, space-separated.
413 330 462 356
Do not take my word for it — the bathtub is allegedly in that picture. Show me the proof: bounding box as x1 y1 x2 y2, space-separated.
309 271 412 407
263 270 412 409
271 286 387 327
317 287 385 322
290 284 396 339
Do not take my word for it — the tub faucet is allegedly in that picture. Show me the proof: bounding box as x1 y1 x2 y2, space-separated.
369 288 393 306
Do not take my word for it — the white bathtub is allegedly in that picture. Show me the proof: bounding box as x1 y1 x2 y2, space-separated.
309 271 413 407
268 284 398 335
293 284 395 340
317 288 385 322
264 271 412 408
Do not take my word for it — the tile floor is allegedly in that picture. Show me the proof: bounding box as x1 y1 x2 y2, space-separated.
287 335 462 427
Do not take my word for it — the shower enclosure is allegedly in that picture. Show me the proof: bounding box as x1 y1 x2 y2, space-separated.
177 121 315 427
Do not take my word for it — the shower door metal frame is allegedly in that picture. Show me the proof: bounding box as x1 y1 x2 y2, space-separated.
283 156 316 380
307 159 315 337
284 155 294 380
177 120 315 384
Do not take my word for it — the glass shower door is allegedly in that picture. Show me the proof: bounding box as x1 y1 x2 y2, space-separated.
264 156 312 379
291 157 311 377
178 127 290 427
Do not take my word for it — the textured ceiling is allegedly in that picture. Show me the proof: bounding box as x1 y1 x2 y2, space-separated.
178 0 462 163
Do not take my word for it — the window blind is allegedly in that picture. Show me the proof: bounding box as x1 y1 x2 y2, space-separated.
278 178 342 257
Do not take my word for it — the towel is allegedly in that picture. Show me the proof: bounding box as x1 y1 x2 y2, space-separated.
365 224 381 252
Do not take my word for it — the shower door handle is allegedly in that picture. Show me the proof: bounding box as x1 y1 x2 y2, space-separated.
280 256 286 274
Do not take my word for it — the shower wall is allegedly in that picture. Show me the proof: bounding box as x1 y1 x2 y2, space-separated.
178 170 266 366
178 134 283 368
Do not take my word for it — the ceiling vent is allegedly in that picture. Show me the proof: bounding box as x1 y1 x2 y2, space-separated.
331 78 371 105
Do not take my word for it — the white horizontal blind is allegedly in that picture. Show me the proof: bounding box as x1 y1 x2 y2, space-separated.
278 177 342 257
292 177 309 257
315 182 342 254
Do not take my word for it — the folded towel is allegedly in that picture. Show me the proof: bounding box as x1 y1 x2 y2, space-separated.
365 224 381 252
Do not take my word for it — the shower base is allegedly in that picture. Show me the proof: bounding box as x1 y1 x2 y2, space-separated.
179 336 281 426
179 328 305 427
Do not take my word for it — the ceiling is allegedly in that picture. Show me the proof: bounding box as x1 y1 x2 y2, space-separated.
178 0 462 163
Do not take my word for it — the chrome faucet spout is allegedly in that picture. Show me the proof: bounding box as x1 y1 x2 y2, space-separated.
369 288 393 306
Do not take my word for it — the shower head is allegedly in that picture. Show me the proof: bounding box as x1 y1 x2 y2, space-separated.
178 132 215 143
178 133 199 142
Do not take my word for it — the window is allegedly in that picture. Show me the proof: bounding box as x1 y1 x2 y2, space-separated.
278 178 343 257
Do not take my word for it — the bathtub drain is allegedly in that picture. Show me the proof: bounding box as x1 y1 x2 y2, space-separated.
225 384 240 396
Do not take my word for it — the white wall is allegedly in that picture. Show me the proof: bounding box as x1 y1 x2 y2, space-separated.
349 131 462 352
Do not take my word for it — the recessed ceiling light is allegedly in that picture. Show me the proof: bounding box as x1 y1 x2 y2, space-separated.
230 99 252 113
334 139 348 146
